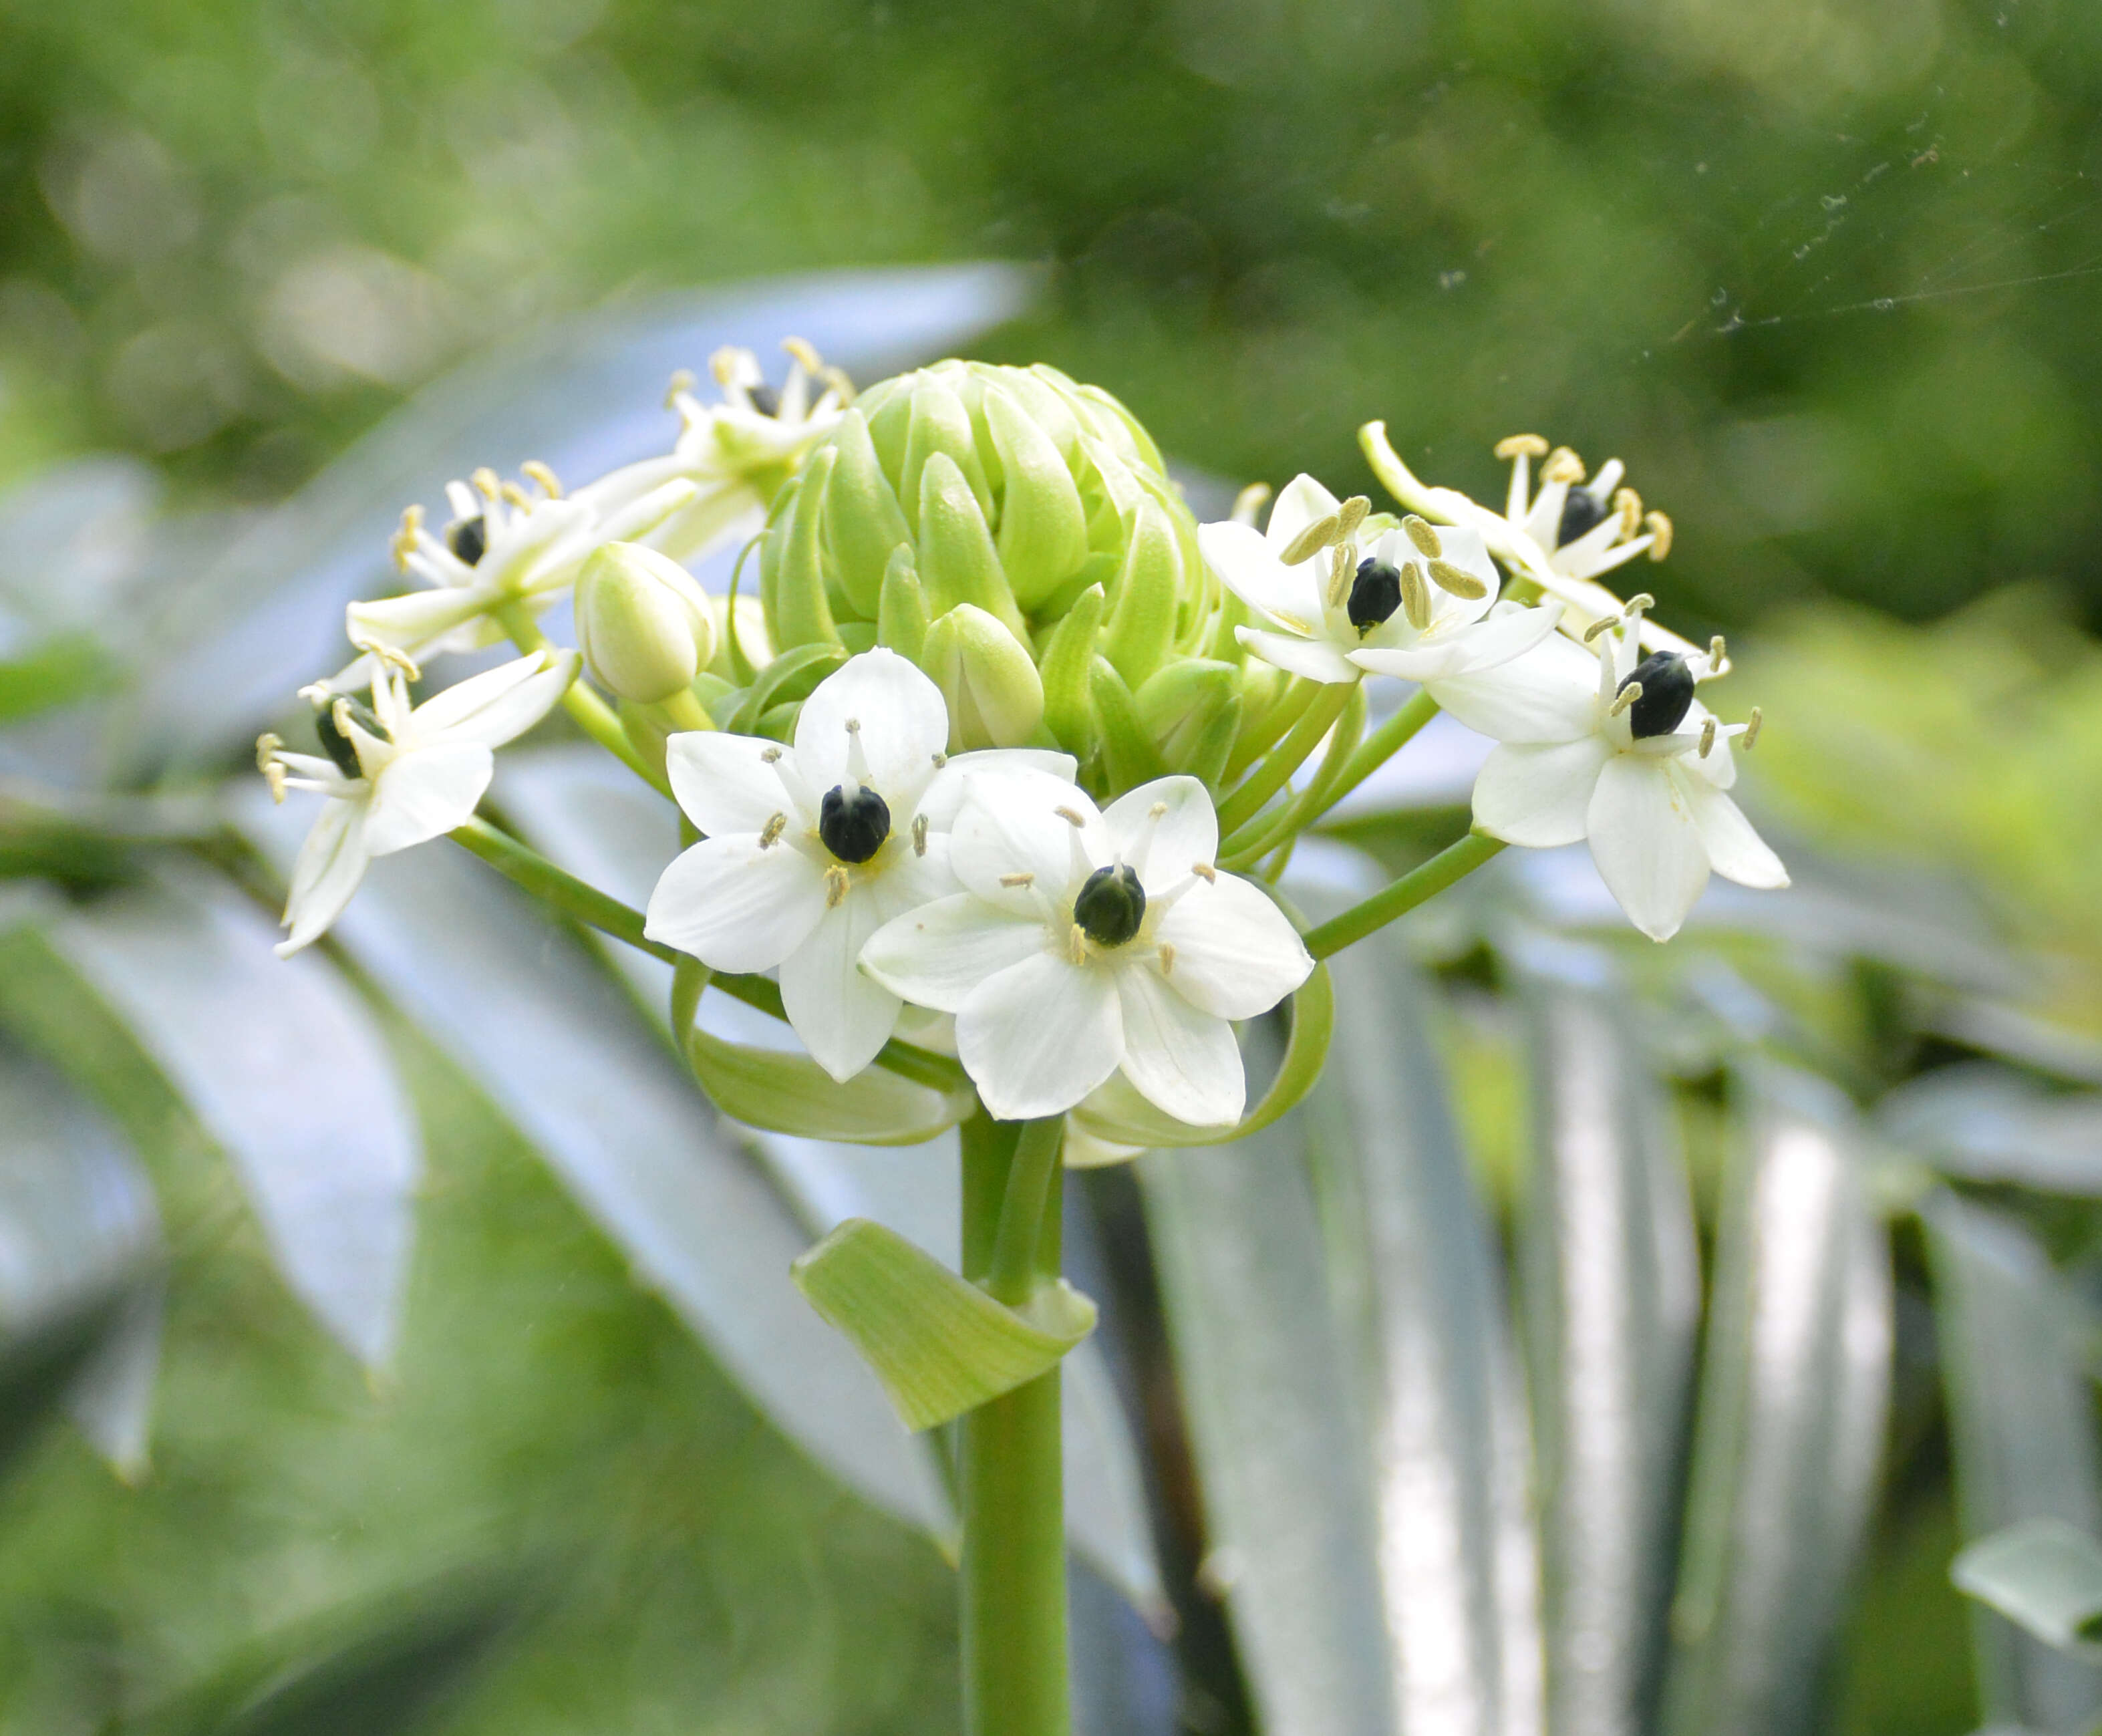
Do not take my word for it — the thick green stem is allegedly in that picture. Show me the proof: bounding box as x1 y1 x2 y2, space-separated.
492 601 670 794
447 818 963 1091
1318 687 1439 822
1215 679 1352 837
1219 679 1368 868
1302 831 1507 959
959 1113 1070 1736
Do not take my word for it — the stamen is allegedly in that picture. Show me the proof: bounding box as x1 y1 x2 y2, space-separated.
1622 592 1655 617
1402 516 1442 559
1149 801 1168 819
522 460 563 499
931 750 947 770
1326 542 1353 611
1494 434 1549 460
758 813 786 849
1336 496 1370 539
824 865 851 909
761 746 782 763
1609 681 1644 718
710 347 744 386
1400 561 1431 631
782 336 823 374
664 368 696 409
1054 806 1088 829
1542 447 1586 485
911 813 929 857
1158 942 1176 976
255 734 287 802
351 637 421 681
1427 558 1487 599
1708 635 1728 674
820 365 857 406
843 716 871 787
500 481 531 510
1000 872 1035 887
471 467 502 500
1698 717 1717 758
1613 486 1642 537
1280 513 1342 566
1231 482 1272 527
391 504 423 571
1582 616 1618 643
1069 923 1089 966
1644 511 1674 559
1743 706 1763 748
1191 862 1217 883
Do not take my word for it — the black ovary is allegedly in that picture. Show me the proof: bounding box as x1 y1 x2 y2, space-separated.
1618 652 1696 738
1073 864 1146 948
445 515 488 566
819 784 891 863
315 696 386 778
1348 559 1403 632
748 383 782 418
1556 487 1609 548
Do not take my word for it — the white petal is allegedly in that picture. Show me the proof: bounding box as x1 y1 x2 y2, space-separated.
861 893 1050 1014
1471 738 1613 847
643 835 829 972
952 770 1102 913
1682 774 1789 889
780 889 902 1082
957 952 1123 1122
1152 875 1312 1019
667 730 802 837
363 742 494 856
410 651 578 747
1236 625 1360 685
278 799 371 956
1264 473 1342 554
346 587 492 653
794 648 950 810
1104 776 1217 887
917 748 1076 831
1425 631 1600 743
1199 521 1321 625
1352 600 1557 681
1114 964 1245 1127
1586 754 1710 942
865 831 960 924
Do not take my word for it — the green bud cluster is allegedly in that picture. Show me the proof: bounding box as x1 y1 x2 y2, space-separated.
753 359 1273 790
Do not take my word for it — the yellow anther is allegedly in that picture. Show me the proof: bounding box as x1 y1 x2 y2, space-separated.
1708 635 1728 673
1644 511 1674 560
1054 805 1088 829
664 368 697 409
500 480 531 510
1336 496 1370 539
1191 862 1217 883
1400 561 1431 631
931 750 948 768
1000 871 1036 887
820 365 857 406
1428 559 1487 600
351 636 421 680
1402 516 1443 559
522 460 563 499
1158 942 1176 976
1068 923 1089 966
1149 801 1168 819
1698 716 1717 758
255 734 287 803
471 466 502 500
761 745 783 763
1610 681 1643 718
1231 482 1272 527
1494 434 1550 460
1327 541 1354 611
1280 513 1342 566
758 813 786 849
782 336 823 376
1613 486 1642 537
709 346 746 386
391 504 423 571
824 865 851 908
1623 592 1655 617
911 814 929 857
1743 706 1763 748
1542 447 1586 485
1583 615 1618 643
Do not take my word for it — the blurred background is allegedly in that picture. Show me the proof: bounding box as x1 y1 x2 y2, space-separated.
3 0 2102 1731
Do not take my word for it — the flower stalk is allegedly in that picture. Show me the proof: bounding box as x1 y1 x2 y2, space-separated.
1301 831 1507 960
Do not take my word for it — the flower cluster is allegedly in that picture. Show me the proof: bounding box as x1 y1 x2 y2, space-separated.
259 336 1787 1145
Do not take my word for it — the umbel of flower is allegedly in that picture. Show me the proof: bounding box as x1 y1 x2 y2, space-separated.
755 359 1238 785
573 541 720 704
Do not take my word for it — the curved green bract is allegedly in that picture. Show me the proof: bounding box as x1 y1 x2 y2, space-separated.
792 1217 1096 1431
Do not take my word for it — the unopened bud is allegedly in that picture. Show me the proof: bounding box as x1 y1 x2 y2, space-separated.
920 604 1045 751
574 543 718 703
1135 659 1241 780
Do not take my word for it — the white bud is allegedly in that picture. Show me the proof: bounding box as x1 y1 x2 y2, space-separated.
573 543 718 704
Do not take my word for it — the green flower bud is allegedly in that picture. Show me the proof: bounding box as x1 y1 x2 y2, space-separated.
1135 658 1242 786
877 545 930 663
574 543 718 704
921 604 1044 751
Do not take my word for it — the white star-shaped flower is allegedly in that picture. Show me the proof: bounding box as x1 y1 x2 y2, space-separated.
643 649 1072 1083
577 340 850 565
1428 602 1786 941
259 647 579 956
338 463 697 687
860 772 1313 1125
1199 474 1558 686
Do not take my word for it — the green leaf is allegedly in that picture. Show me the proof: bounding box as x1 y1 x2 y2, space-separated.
1068 960 1332 1150
1954 1520 2102 1655
791 1217 1095 1431
686 1016 973 1146
0 631 121 724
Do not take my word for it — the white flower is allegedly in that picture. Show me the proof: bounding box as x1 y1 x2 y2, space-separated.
860 773 1313 1125
643 649 1072 1084
1199 474 1558 686
575 340 849 565
259 647 579 957
338 463 697 687
1427 603 1786 942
